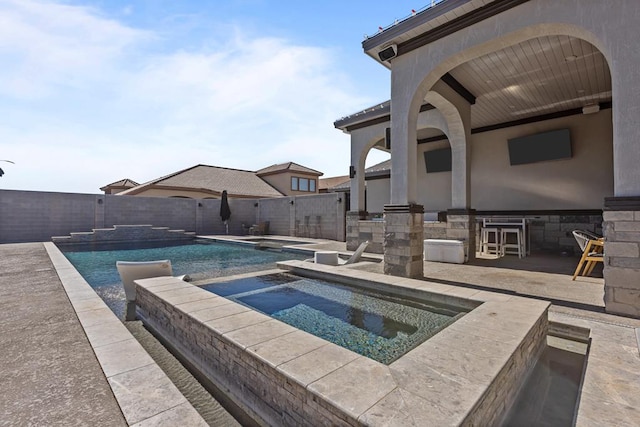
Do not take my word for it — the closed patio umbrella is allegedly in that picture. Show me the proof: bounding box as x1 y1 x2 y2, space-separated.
220 190 231 234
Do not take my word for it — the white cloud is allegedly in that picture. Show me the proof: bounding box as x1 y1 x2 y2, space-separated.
0 0 373 193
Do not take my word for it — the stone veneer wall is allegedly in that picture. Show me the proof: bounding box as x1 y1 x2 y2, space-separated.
135 285 360 426
477 213 603 254
347 220 446 255
465 307 548 425
383 205 424 278
602 209 640 317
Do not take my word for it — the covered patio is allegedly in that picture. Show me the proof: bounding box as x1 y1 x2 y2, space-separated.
336 0 640 318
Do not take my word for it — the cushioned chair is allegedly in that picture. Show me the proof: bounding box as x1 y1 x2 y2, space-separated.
571 230 604 280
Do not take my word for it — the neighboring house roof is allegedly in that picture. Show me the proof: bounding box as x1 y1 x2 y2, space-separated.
100 178 139 191
332 160 391 191
118 164 283 198
319 175 350 191
256 162 323 177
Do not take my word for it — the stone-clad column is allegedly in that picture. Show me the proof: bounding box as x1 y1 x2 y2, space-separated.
446 209 476 262
384 204 424 278
346 210 367 251
603 197 640 318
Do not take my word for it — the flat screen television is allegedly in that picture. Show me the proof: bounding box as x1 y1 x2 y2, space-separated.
507 128 572 166
424 148 452 173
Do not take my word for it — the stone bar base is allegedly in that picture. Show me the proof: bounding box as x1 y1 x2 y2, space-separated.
446 208 477 262
603 197 640 318
346 211 367 251
383 204 424 278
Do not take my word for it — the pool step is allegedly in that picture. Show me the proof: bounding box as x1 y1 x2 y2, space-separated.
51 224 196 244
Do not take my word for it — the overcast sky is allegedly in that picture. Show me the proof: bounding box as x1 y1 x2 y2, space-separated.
0 0 430 194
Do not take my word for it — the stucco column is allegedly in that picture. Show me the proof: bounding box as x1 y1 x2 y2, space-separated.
601 34 640 318
349 125 387 213
390 68 421 205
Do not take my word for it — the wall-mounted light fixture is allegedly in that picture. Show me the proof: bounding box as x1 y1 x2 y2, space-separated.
290 200 295 205
97 199 103 205
349 165 356 178
254 202 259 207
198 202 203 207
337 197 342 203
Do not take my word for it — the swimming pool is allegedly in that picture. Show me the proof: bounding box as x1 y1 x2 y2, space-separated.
200 273 466 364
59 240 306 318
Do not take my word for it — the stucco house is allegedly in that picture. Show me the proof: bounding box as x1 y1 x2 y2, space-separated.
111 162 322 199
336 0 640 317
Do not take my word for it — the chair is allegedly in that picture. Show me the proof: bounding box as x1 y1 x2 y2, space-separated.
308 241 370 266
501 227 524 258
341 240 369 265
480 227 501 255
571 230 604 280
249 221 269 236
116 260 189 320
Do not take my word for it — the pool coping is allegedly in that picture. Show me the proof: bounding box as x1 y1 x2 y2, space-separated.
135 260 551 426
43 242 207 427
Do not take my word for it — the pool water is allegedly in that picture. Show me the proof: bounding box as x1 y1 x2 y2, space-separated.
201 273 466 364
60 240 306 318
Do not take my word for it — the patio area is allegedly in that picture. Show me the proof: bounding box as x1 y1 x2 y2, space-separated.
2 240 638 425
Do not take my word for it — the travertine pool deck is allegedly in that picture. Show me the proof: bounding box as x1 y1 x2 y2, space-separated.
1 241 639 425
0 242 207 426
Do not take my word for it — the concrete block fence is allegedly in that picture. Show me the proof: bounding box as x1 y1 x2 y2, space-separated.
0 190 345 244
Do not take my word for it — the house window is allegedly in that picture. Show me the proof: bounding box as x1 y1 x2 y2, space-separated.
291 176 316 192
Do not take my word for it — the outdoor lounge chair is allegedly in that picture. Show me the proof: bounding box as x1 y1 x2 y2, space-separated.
571 230 604 280
341 240 369 265
116 259 189 320
309 241 370 266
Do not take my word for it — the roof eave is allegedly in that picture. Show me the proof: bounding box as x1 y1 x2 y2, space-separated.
362 0 474 65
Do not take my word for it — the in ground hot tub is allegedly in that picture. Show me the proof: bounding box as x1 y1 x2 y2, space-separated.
135 262 549 426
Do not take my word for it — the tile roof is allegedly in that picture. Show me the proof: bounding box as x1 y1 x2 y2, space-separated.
256 162 323 177
119 164 283 198
100 178 139 191
319 175 350 190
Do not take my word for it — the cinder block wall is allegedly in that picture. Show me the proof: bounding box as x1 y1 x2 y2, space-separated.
0 189 345 243
0 190 99 243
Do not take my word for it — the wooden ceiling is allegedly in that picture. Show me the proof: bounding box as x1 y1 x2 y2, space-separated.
448 35 611 128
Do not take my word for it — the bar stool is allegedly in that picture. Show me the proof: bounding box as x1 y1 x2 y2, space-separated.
500 227 524 258
481 227 501 255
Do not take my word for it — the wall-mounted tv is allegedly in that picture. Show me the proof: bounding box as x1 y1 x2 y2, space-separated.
507 128 572 166
424 147 452 173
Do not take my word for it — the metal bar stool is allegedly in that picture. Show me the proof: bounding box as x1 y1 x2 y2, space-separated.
481 227 501 255
500 227 524 258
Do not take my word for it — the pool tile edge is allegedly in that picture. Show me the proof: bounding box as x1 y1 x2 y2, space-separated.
43 242 207 427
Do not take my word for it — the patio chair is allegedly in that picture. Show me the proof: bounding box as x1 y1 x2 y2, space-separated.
116 259 189 320
341 240 370 265
571 230 604 280
307 241 370 265
249 221 269 236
